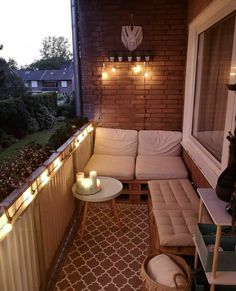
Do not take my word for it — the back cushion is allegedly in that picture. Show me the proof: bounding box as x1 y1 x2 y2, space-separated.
94 127 138 157
138 130 182 156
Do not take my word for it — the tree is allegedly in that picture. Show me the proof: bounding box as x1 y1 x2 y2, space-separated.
7 58 18 70
40 36 72 60
28 56 66 70
0 58 30 99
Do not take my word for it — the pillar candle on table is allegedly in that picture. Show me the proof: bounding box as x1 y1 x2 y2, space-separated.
90 171 97 189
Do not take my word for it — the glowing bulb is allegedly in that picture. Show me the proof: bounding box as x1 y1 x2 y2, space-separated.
53 158 62 172
102 71 108 79
87 125 94 133
41 171 49 186
23 188 34 205
133 65 142 74
2 222 12 235
144 72 149 78
111 67 116 73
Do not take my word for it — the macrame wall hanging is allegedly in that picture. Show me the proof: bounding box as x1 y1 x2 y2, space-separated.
121 14 143 51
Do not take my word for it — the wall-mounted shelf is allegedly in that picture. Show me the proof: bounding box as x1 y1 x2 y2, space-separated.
108 50 153 62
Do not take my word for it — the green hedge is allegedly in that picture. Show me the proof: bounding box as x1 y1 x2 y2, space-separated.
23 92 57 116
0 98 30 137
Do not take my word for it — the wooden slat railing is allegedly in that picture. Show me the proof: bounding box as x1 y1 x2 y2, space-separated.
0 122 94 291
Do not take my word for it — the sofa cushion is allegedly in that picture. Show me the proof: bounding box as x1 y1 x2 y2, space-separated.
83 154 135 180
135 156 188 180
153 209 198 247
94 127 138 157
153 208 211 247
148 179 199 210
138 130 182 156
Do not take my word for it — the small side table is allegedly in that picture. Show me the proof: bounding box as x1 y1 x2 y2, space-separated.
72 176 123 238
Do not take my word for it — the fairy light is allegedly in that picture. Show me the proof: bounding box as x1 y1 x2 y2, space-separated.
0 122 94 241
111 66 116 73
102 63 108 80
133 64 142 74
144 72 149 78
41 170 49 187
23 187 34 206
0 209 13 241
102 71 108 79
53 157 62 172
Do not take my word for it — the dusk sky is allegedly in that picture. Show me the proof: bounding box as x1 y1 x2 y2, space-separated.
0 0 72 67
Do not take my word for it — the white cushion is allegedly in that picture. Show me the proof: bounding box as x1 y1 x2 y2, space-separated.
138 130 182 156
83 154 135 180
152 208 211 247
135 156 188 180
94 127 138 157
148 179 199 210
146 254 186 288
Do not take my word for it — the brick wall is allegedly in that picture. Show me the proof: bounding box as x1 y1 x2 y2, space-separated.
188 0 213 23
78 0 187 130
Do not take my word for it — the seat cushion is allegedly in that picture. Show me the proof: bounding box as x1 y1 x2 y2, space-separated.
83 154 135 180
135 156 188 180
148 179 199 210
153 209 211 247
149 179 212 247
153 209 198 247
94 127 138 157
138 130 182 156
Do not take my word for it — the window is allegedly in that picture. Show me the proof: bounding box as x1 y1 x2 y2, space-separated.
61 81 67 88
182 0 236 187
192 14 235 162
31 81 38 88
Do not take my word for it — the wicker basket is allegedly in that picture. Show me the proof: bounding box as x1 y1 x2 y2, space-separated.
140 252 192 291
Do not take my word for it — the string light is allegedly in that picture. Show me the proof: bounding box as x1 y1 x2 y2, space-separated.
53 157 62 172
102 63 108 80
41 170 50 187
144 72 149 78
23 187 34 206
0 209 13 241
133 64 142 74
102 71 108 79
111 66 116 73
0 123 94 242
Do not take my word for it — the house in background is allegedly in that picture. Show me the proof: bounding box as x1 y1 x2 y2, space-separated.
16 61 74 94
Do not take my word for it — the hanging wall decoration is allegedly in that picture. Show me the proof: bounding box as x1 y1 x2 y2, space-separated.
121 14 143 51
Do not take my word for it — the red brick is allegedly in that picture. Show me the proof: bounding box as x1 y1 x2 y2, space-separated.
79 0 187 130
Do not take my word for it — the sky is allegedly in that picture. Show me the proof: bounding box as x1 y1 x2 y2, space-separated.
0 0 72 67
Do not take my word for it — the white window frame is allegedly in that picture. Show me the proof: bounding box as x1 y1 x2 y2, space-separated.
31 81 38 88
61 81 67 88
182 0 236 188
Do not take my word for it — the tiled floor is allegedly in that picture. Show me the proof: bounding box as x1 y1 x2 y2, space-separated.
52 202 149 291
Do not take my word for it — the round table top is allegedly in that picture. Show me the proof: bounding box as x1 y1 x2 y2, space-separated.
72 176 123 202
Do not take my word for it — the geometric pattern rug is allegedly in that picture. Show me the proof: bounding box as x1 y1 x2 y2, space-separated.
52 203 149 291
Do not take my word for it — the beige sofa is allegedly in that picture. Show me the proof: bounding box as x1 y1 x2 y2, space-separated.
84 127 188 186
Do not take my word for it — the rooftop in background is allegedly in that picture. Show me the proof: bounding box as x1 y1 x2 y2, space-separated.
16 61 74 81
16 61 74 94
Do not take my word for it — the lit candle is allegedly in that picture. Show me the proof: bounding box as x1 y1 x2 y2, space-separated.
90 171 97 189
81 178 92 193
76 172 84 183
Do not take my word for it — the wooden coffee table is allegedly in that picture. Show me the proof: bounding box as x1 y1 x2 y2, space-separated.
72 176 123 238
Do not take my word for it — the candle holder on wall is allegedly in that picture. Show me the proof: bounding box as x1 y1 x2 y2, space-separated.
108 50 153 62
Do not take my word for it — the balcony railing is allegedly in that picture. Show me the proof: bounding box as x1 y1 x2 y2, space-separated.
0 122 94 291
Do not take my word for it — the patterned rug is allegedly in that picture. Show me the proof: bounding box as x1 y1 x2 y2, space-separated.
52 202 149 291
